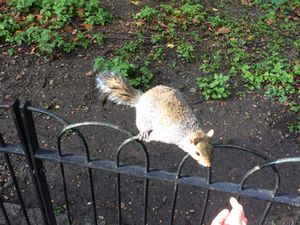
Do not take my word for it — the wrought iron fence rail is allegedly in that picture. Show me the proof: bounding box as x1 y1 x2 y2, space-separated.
1 145 300 208
0 144 24 155
1 100 300 225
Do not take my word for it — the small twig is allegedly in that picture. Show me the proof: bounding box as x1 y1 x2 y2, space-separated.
41 72 47 88
189 99 204 105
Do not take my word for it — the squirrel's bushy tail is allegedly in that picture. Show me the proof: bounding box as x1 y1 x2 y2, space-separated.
96 71 142 107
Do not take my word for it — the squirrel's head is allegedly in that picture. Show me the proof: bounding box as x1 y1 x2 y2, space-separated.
188 129 214 167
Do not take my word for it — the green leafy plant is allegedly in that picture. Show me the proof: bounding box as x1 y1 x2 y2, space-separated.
134 6 157 21
118 40 141 59
92 33 105 46
288 119 300 134
196 74 231 100
0 0 111 55
93 57 153 88
133 2 206 64
176 42 195 62
241 64 263 90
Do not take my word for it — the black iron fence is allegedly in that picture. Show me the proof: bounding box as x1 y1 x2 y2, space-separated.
0 99 300 225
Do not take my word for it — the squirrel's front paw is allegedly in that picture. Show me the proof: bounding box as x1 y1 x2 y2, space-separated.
138 131 151 142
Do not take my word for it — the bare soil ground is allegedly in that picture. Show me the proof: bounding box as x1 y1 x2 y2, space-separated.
0 1 299 225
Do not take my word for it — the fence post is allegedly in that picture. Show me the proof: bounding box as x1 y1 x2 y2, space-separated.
11 99 57 225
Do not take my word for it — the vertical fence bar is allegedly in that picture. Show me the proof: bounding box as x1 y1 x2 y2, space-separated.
0 134 12 225
83 137 98 225
117 171 122 225
0 199 11 225
198 168 211 225
20 101 58 225
11 100 57 225
116 136 150 225
59 163 72 224
0 134 31 225
87 168 98 225
169 154 190 225
143 177 149 225
169 180 179 225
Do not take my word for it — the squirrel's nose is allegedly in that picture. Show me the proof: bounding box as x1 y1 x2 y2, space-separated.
198 159 211 167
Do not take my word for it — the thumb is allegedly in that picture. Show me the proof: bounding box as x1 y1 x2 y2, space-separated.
225 197 245 224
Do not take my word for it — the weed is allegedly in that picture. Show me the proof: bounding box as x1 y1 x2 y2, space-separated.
134 6 157 21
176 42 195 62
288 101 300 113
196 74 231 100
241 64 263 90
93 57 153 88
133 2 206 62
118 40 141 59
288 119 300 134
0 0 111 55
145 47 164 65
7 48 15 56
92 33 105 46
54 205 65 215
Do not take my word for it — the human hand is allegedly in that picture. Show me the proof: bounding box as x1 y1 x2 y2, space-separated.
211 197 248 225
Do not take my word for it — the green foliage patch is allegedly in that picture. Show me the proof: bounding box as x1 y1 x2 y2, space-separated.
93 57 153 88
0 0 111 55
196 74 231 100
133 1 206 62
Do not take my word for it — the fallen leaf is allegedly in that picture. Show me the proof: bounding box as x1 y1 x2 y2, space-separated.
35 14 43 20
16 75 22 81
85 70 94 77
81 23 93 30
166 43 175 49
130 0 140 5
265 18 274 25
77 8 84 17
135 20 145 27
241 0 252 6
215 26 231 35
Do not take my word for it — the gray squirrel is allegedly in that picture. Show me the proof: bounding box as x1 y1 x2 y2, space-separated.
96 71 214 167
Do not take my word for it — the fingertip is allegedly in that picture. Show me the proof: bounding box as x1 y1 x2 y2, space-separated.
229 197 239 207
211 209 230 225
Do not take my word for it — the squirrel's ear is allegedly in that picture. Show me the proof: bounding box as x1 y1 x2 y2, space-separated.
206 129 214 138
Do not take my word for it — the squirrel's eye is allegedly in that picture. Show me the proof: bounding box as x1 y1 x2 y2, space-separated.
196 152 200 156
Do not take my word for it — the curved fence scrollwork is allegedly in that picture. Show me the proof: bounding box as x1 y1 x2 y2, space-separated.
0 99 299 225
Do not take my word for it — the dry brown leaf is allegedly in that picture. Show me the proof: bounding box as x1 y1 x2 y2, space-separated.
81 23 93 30
135 20 145 26
241 0 253 6
35 14 43 20
77 8 84 17
265 18 274 25
85 70 94 77
215 26 231 35
130 0 140 5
